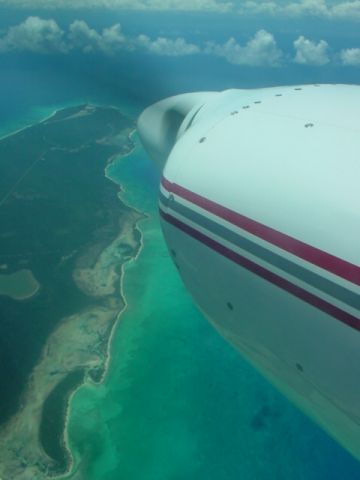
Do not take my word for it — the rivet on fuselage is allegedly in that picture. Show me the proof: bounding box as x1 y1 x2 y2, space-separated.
199 137 206 143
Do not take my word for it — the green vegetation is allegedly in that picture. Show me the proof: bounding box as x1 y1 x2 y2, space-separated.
0 105 135 471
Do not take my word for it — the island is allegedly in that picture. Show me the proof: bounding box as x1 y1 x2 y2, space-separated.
0 105 145 478
0 269 40 300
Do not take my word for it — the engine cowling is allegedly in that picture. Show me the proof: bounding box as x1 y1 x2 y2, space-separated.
138 84 360 460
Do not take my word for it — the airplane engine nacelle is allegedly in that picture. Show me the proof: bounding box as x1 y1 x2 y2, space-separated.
138 92 216 169
138 85 360 461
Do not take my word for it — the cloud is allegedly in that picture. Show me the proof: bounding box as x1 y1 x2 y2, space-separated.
2 15 359 69
142 0 232 11
205 30 283 66
0 16 67 53
68 20 127 54
238 0 360 19
68 21 200 55
340 47 360 65
329 1 360 18
3 0 360 19
136 34 200 55
293 36 330 65
238 1 278 15
0 17 201 57
284 0 329 16
67 22 282 65
0 0 233 12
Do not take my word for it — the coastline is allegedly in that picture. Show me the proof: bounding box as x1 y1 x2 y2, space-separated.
58 219 146 480
0 108 64 142
0 114 52 142
0 105 147 479
53 132 148 478
58 167 149 479
0 97 140 143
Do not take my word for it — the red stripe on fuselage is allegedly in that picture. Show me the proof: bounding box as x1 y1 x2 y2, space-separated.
161 177 360 287
160 208 360 331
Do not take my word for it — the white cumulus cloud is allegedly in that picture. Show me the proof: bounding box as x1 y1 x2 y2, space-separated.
340 47 360 65
205 30 283 66
238 0 360 19
68 21 200 55
331 1 360 18
0 16 67 53
293 36 330 65
136 34 200 55
2 15 356 69
68 20 127 54
142 0 232 11
238 1 278 15
285 0 329 16
3 0 360 19
0 0 233 12
0 17 201 57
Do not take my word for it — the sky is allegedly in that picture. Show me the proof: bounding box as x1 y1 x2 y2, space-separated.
1 1 360 67
1 0 360 122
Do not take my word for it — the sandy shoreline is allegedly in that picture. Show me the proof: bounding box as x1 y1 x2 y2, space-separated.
55 136 147 478
0 102 110 142
54 140 148 479
0 109 59 142
57 219 146 480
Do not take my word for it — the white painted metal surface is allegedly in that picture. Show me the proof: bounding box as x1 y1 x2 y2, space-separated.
138 85 360 460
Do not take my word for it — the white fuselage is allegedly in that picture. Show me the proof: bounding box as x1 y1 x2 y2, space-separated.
138 85 360 460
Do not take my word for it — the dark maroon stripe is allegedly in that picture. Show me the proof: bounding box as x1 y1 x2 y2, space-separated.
160 208 360 332
161 177 360 287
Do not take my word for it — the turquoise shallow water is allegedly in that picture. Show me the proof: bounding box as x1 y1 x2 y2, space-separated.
66 135 360 480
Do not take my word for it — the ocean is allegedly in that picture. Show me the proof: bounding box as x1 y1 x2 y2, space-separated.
1 45 360 479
